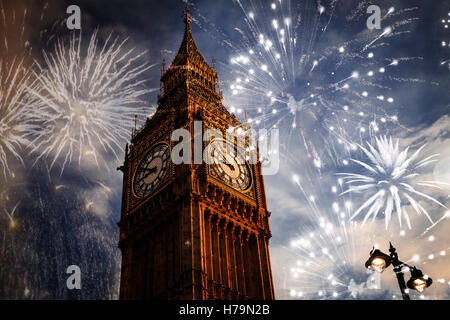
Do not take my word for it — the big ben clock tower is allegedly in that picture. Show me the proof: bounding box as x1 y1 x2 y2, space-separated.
118 6 274 300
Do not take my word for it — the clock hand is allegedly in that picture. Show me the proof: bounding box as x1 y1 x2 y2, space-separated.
216 149 235 171
224 161 235 171
142 166 158 179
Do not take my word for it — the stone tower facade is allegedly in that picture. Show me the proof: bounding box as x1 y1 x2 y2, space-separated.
118 6 274 300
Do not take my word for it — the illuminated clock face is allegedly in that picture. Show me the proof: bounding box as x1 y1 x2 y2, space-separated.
133 143 170 197
207 140 251 191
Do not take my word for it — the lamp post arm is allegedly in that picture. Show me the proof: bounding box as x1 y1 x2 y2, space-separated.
400 261 414 269
392 265 411 300
389 243 411 300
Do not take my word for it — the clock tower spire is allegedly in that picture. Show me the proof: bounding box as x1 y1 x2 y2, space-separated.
118 5 274 300
184 3 191 26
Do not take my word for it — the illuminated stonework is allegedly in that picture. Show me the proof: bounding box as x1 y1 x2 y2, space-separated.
118 6 274 300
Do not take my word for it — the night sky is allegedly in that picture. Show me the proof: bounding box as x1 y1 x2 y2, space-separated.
0 0 449 300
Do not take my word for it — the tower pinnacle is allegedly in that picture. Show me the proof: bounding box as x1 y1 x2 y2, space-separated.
184 3 192 26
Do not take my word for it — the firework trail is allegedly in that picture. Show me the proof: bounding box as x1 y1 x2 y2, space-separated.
0 187 17 228
0 1 46 179
27 30 157 174
0 58 39 179
338 136 449 230
3 201 19 229
1 0 31 57
221 0 420 169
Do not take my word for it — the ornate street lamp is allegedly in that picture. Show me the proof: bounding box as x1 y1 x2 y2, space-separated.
364 242 433 300
365 249 391 272
406 267 433 293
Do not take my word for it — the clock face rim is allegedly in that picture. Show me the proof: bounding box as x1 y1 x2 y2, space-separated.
207 139 252 191
132 142 170 198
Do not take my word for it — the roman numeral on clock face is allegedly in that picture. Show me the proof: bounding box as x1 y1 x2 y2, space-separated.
207 140 251 191
133 143 170 197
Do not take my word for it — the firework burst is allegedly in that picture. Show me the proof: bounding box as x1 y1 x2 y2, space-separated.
0 1 44 179
286 175 382 299
338 136 449 230
27 30 156 174
286 229 379 299
222 0 420 169
0 58 38 178
286 174 450 299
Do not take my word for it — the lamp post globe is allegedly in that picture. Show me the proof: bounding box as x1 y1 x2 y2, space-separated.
407 267 433 293
365 249 392 273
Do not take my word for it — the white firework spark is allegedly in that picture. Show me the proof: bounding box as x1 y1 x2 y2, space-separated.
220 0 420 169
3 201 19 229
338 136 448 229
287 175 450 299
0 57 37 178
287 230 380 300
286 175 379 299
440 11 450 69
0 1 43 179
27 30 156 174
0 186 16 229
1 1 32 58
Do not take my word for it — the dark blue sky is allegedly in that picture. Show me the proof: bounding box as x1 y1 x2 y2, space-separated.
59 0 449 120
